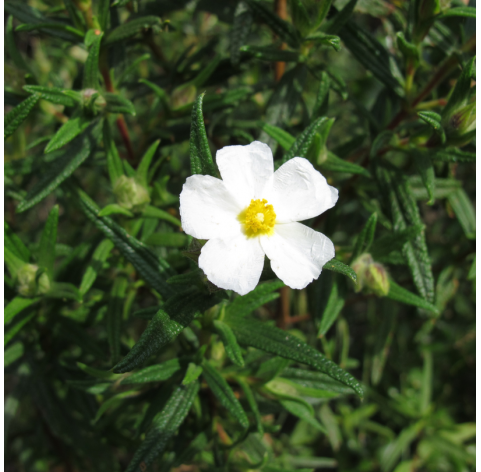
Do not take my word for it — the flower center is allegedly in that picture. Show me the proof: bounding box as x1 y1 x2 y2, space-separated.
239 199 276 237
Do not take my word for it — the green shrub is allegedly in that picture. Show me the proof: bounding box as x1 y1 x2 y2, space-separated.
5 0 475 471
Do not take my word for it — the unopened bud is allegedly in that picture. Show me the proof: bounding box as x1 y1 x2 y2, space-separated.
17 264 50 297
351 253 373 293
113 175 151 213
447 102 476 136
81 88 105 114
365 262 390 297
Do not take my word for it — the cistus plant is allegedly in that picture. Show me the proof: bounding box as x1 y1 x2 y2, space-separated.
4 0 475 471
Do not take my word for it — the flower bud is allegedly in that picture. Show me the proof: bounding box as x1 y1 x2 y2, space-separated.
17 264 50 298
351 253 373 293
113 176 151 213
81 88 106 115
365 262 390 297
446 102 476 137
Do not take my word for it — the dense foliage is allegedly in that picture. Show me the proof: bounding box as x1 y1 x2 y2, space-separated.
4 0 476 471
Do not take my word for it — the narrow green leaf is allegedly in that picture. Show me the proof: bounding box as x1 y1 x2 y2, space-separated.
386 280 440 314
281 367 355 395
351 213 378 262
246 0 300 48
467 256 476 281
371 225 424 260
138 78 169 108
409 176 460 200
318 280 345 337
447 188 476 239
4 222 30 262
125 382 199 472
76 362 118 380
442 57 475 120
323 259 357 283
4 247 27 278
113 290 220 372
93 389 140 424
224 315 363 397
98 204 134 218
38 205 59 278
202 360 249 428
167 270 204 287
103 92 136 115
312 71 330 120
304 32 341 52
213 320 245 367
5 297 41 325
281 117 329 164
413 150 435 204
5 312 36 346
104 16 163 46
280 398 327 433
5 2 81 42
371 306 397 386
103 120 124 187
74 187 176 298
83 32 102 89
142 206 181 227
116 54 151 87
237 378 263 434
4 94 39 139
4 342 24 367
320 151 371 177
371 130 395 158
438 6 476 18
230 1 253 66
6 15 33 73
259 123 295 150
107 275 128 364
121 358 184 385
137 140 160 186
15 22 84 39
430 148 476 163
326 0 358 34
226 280 284 318
79 239 114 296
418 111 446 143
191 54 222 88
339 21 404 96
182 362 203 385
189 93 217 176
17 119 103 213
45 114 91 153
23 86 81 107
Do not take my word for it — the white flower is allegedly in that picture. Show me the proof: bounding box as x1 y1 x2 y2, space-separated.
179 141 339 295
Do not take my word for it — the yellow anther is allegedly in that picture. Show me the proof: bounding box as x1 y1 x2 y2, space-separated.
239 199 276 237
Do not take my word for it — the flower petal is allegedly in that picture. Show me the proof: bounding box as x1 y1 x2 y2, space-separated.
260 222 335 290
199 234 265 295
180 175 243 240
216 141 274 208
262 157 338 223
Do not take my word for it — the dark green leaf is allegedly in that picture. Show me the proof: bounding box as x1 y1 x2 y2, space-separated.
230 1 253 66
5 94 39 139
189 93 217 176
213 320 244 367
259 123 295 150
17 119 103 213
4 222 30 262
320 151 371 177
224 315 363 397
447 188 476 239
103 92 136 115
202 360 249 428
145 232 188 248
304 32 341 52
442 57 475 120
281 117 329 164
317 279 345 337
137 140 160 186
326 0 358 34
45 114 92 153
121 358 184 385
371 225 424 260
83 32 102 90
98 204 134 218
38 205 59 278
246 0 300 48
323 259 357 283
79 239 114 296
15 22 84 39
351 213 378 262
103 119 124 186
240 45 301 62
113 290 220 372
387 280 439 314
74 187 176 298
23 86 81 107
142 206 181 227
107 275 128 363
413 150 436 204
438 6 476 18
182 362 203 385
5 297 41 325
430 148 476 163
104 16 163 46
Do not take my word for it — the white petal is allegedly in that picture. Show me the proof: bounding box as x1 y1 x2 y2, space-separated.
216 141 274 208
261 222 335 290
262 157 338 223
180 175 243 240
199 234 265 295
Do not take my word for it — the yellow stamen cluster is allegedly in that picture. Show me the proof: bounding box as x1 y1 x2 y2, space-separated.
240 199 276 237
